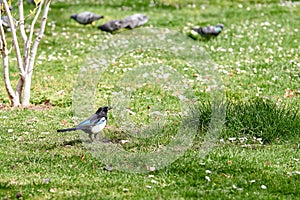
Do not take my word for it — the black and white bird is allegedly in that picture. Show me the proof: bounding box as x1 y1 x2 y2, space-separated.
71 11 104 25
57 106 112 141
192 24 224 39
120 14 149 29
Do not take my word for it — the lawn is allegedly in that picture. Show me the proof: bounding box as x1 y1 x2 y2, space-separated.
0 0 299 199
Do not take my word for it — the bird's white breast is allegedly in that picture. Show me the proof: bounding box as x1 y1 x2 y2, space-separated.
91 118 107 133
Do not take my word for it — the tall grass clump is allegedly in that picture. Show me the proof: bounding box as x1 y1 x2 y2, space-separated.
197 98 299 144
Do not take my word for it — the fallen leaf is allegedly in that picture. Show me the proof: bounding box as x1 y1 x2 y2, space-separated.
61 119 67 126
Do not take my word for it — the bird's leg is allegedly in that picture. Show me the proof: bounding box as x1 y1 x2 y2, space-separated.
94 133 98 141
88 133 94 143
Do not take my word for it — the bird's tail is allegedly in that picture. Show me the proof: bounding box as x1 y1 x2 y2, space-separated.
57 128 77 132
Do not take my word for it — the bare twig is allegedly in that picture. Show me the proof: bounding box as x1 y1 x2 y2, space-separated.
24 0 44 72
0 9 20 106
2 0 25 76
18 0 28 43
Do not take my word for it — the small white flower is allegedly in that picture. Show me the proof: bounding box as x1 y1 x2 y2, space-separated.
120 140 129 144
205 176 211 182
147 166 155 172
271 76 278 81
261 185 267 189
205 170 212 174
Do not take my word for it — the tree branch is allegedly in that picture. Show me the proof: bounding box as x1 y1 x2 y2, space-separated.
0 11 20 106
18 0 28 43
28 0 50 74
24 0 44 72
2 0 25 76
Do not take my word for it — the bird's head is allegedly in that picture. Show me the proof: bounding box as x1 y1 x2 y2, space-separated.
216 24 224 29
70 14 77 19
95 106 112 115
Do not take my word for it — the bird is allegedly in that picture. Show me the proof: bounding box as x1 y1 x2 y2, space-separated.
57 106 112 141
97 20 123 33
1 15 12 32
120 14 149 29
70 11 104 25
192 24 224 39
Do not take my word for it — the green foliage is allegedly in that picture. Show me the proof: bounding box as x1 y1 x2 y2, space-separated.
0 0 300 199
196 99 300 143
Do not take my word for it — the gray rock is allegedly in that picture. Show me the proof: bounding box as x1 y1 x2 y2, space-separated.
71 11 104 25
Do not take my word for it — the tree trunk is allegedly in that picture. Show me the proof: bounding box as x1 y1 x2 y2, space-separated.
21 72 32 107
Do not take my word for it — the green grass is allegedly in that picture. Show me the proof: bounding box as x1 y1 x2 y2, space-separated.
0 0 300 199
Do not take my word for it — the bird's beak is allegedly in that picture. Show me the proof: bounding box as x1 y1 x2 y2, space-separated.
108 106 113 110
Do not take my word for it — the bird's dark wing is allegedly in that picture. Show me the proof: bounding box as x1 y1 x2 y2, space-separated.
76 113 105 129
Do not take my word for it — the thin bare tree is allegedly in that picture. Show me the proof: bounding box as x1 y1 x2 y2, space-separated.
0 0 52 107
